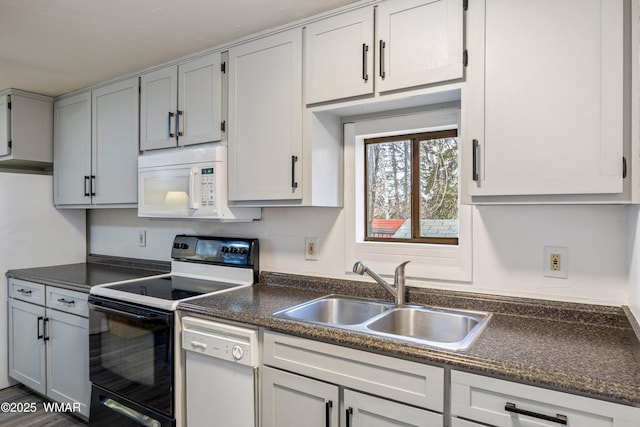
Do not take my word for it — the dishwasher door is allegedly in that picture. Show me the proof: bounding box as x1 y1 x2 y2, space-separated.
182 317 258 427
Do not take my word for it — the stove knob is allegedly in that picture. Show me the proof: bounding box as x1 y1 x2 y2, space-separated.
239 248 248 255
231 345 244 361
230 247 239 254
221 246 229 253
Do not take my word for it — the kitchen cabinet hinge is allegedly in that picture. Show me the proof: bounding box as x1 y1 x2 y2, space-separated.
623 157 627 179
463 50 468 67
7 101 11 110
8 140 12 149
221 120 226 132
221 62 226 73
463 0 468 11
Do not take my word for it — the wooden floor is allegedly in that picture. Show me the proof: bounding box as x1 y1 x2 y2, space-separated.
0 385 87 426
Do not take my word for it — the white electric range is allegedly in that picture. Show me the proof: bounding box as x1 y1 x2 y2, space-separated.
87 235 259 427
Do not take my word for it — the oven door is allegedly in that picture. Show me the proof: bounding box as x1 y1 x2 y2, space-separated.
88 296 174 418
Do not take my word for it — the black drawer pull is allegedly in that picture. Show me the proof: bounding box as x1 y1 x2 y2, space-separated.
57 298 75 306
17 288 32 296
505 402 567 425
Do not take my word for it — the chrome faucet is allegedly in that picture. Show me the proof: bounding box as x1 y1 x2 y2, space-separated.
352 260 410 305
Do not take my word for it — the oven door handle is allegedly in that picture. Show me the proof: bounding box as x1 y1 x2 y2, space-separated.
88 301 170 325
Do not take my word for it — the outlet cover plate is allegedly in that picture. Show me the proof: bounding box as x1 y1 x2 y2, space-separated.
305 236 318 261
543 246 568 279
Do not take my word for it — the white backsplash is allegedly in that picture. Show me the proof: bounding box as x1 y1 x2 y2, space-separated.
89 204 630 306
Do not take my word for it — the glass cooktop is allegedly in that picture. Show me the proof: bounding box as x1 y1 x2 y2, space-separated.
105 276 238 301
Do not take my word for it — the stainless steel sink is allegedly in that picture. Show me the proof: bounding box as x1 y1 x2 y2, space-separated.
273 295 392 326
365 307 491 349
273 295 491 351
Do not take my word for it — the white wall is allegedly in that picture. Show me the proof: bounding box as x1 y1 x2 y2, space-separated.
89 203 629 306
1 173 86 389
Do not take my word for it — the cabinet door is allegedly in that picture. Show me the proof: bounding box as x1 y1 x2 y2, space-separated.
54 91 92 206
0 94 9 156
466 0 624 197
377 0 464 93
262 366 339 427
140 66 178 150
344 390 442 427
305 7 374 104
8 299 46 394
228 28 303 201
178 52 222 146
91 77 139 205
46 309 90 418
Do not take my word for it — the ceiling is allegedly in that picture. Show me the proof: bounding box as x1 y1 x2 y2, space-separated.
0 0 356 97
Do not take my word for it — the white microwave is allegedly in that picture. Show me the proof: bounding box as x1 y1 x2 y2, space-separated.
138 145 261 221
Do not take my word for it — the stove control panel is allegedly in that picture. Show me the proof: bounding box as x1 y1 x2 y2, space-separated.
171 235 259 269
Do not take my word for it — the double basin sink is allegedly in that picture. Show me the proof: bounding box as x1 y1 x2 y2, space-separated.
273 295 491 351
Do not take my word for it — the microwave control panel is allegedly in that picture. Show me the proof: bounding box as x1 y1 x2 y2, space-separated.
200 167 215 206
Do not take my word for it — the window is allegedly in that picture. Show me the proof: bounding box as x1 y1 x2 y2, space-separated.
344 105 472 283
364 130 459 245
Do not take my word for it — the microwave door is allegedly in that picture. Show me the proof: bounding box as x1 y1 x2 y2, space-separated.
138 168 192 217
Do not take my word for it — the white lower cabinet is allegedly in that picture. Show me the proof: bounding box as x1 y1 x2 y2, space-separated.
261 331 444 427
343 389 441 427
451 370 640 427
262 366 339 427
8 280 90 418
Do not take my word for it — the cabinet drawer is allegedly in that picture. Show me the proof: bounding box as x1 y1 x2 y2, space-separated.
9 279 45 305
46 287 89 317
451 371 640 427
263 331 443 412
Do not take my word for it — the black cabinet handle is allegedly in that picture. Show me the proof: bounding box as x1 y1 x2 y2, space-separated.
177 110 184 137
362 43 369 82
57 298 75 306
43 318 50 342
84 176 90 196
90 175 96 196
325 400 332 427
472 139 479 181
379 40 386 79
168 112 175 138
291 155 298 189
505 402 567 425
17 288 32 296
37 316 43 340
345 407 353 427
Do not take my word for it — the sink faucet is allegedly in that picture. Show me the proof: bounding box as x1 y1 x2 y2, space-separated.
352 260 410 305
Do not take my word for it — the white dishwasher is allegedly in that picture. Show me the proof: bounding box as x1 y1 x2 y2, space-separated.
182 316 259 427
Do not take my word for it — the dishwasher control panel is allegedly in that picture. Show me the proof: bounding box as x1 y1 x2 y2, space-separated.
182 317 258 368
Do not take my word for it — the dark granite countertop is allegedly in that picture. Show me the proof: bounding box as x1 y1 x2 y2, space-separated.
179 271 640 408
6 254 170 293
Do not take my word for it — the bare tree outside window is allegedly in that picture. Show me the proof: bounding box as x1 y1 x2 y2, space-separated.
365 130 458 245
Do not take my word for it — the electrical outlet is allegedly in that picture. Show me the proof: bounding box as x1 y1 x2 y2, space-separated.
305 236 318 261
543 246 568 278
138 230 146 247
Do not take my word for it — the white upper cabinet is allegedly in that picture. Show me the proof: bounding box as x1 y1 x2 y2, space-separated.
54 77 139 208
140 66 177 150
377 0 464 93
54 91 92 206
228 28 303 202
304 0 464 105
140 51 222 151
465 0 625 199
305 7 375 104
91 78 139 205
0 89 53 168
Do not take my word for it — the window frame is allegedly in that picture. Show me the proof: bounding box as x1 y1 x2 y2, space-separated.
343 106 473 283
364 129 459 245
